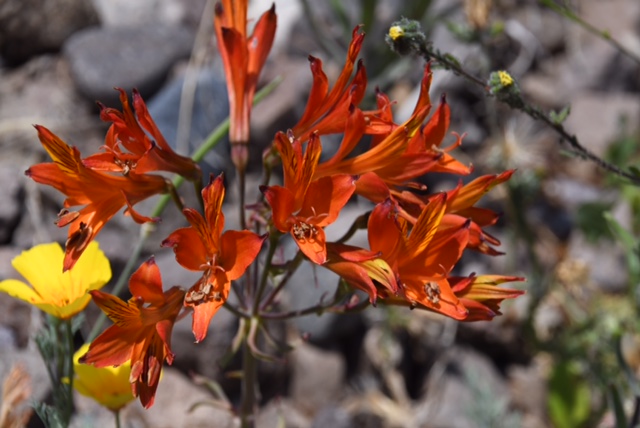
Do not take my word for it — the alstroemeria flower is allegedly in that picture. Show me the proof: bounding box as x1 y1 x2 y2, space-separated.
84 89 201 181
81 258 185 408
0 242 110 319
162 175 265 342
323 243 398 304
369 196 469 320
214 0 277 168
262 132 356 265
450 274 525 321
26 126 169 271
73 343 134 411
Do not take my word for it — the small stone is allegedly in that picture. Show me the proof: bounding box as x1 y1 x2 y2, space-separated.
121 368 237 427
64 25 194 105
290 342 346 413
0 0 99 65
257 398 310 428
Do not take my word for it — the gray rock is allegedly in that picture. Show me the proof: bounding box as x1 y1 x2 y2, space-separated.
91 0 207 28
0 165 23 244
312 405 352 428
121 367 237 427
0 0 99 65
63 24 195 105
257 398 310 428
290 342 346 414
146 68 230 179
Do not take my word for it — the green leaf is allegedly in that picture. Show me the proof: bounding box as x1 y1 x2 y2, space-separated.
547 361 591 428
576 202 614 242
550 105 571 125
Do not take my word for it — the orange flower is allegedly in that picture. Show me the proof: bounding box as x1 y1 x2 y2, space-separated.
313 65 470 204
162 175 265 342
369 196 469 320
84 88 201 181
291 26 367 142
214 0 277 168
26 126 169 271
323 243 398 304
80 258 186 408
450 274 525 321
261 133 356 265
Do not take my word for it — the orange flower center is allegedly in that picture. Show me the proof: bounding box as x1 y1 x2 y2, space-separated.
291 221 318 243
424 281 441 304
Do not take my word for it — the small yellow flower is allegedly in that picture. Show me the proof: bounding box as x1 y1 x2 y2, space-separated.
0 242 111 319
73 343 134 411
497 70 514 87
388 25 405 41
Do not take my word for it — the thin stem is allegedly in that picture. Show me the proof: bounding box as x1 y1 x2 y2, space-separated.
252 233 280 314
64 318 75 422
419 45 640 186
114 410 122 428
539 0 640 66
238 166 247 230
260 250 304 311
240 325 257 428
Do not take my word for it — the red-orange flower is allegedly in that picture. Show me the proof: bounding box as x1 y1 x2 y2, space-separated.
261 132 356 265
84 88 201 181
369 196 469 320
26 126 169 271
450 274 525 321
81 257 186 408
312 64 470 204
323 243 398 304
162 175 265 342
214 0 277 167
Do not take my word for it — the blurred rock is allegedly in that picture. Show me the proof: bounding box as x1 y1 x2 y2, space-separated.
312 405 352 428
64 24 194 105
0 0 99 65
417 347 515 428
508 357 549 427
514 6 566 55
0 348 49 403
0 55 99 154
0 165 23 244
290 342 345 414
566 231 628 292
257 398 310 428
121 367 236 427
564 92 640 156
147 67 230 178
91 0 207 28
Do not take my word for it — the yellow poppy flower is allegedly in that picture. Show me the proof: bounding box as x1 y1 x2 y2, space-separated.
0 241 111 319
73 343 134 411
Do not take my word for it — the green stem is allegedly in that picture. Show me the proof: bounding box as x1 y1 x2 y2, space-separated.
418 44 640 186
252 233 280 314
114 410 121 428
64 318 75 425
539 0 640 66
260 250 304 311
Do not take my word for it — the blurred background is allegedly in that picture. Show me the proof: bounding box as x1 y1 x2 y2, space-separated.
1 0 640 426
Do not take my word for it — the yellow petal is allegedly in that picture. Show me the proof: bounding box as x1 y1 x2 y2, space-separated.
70 241 112 292
0 279 44 305
73 343 134 411
11 242 64 303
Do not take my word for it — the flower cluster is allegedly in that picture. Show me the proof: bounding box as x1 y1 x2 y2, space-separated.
5 0 525 413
